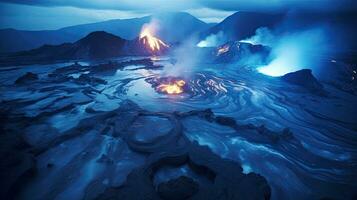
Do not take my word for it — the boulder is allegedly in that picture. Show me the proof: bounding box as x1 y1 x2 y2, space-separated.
157 176 199 200
281 69 324 93
15 72 38 84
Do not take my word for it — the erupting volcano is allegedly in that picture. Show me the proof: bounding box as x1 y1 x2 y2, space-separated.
139 23 169 52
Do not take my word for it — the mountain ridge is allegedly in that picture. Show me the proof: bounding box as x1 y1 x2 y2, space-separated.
202 11 284 42
0 12 211 53
0 31 170 66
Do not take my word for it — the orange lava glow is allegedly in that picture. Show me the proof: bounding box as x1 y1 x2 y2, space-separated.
157 80 186 94
140 27 169 51
217 45 230 56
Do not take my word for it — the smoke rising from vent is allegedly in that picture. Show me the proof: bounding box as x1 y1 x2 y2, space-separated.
240 27 276 46
163 39 201 78
196 31 226 47
243 27 330 77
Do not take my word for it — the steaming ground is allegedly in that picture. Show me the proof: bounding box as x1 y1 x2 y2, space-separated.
1 57 356 199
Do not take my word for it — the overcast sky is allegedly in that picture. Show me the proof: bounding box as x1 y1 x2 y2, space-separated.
0 0 356 30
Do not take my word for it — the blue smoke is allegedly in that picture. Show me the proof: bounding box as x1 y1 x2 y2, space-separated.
245 27 329 76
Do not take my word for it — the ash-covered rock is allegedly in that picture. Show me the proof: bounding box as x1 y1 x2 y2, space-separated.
157 176 199 200
95 141 271 200
214 41 270 65
0 128 35 199
15 72 38 84
75 74 107 85
2 94 312 200
281 69 325 94
51 62 86 76
97 154 114 164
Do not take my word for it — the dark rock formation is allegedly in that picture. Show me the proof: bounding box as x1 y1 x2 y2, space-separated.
45 59 159 86
95 142 271 200
74 31 127 59
215 116 237 127
214 41 270 64
76 74 107 85
157 176 199 200
281 69 325 94
2 95 301 200
15 99 272 200
15 72 38 84
0 130 35 199
82 102 273 200
50 62 87 76
202 12 284 42
97 154 114 164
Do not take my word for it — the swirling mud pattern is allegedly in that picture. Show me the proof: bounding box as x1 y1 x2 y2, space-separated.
0 57 356 200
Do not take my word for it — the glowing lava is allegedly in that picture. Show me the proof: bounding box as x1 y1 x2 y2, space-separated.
217 45 230 56
157 80 186 94
140 26 169 52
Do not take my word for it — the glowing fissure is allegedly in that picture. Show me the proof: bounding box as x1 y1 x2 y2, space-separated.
217 45 230 56
157 80 186 94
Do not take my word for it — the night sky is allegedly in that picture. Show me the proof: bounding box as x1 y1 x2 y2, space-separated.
0 0 356 30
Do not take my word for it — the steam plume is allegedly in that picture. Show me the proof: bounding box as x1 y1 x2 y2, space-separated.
197 31 226 47
243 27 329 76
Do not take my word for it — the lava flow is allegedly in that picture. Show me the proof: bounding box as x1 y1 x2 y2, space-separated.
217 45 230 56
157 79 186 94
140 26 169 52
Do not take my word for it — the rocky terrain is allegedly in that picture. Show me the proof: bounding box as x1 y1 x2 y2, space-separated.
0 56 356 200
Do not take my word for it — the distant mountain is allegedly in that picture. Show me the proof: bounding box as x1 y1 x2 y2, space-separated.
0 31 127 65
201 11 357 51
60 12 209 43
0 28 77 54
0 12 211 53
150 12 209 42
0 31 172 66
59 16 150 41
202 12 284 42
70 31 128 59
